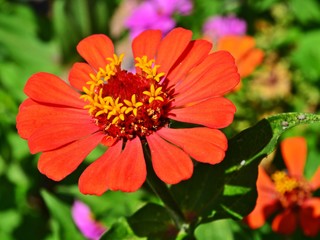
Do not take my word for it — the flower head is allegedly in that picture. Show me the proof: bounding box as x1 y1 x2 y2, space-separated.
72 200 107 239
203 15 247 42
16 28 239 195
245 137 320 236
125 0 193 38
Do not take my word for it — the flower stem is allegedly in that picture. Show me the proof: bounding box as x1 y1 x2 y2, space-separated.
143 144 186 230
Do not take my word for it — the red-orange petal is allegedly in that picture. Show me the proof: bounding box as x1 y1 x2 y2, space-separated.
256 166 277 192
280 137 307 178
245 167 278 229
217 36 255 62
170 97 236 129
310 167 320 190
69 62 94 91
79 140 123 195
28 120 99 154
156 28 192 74
16 100 89 139
236 48 264 78
16 99 37 139
146 133 193 184
300 204 320 236
107 138 146 192
303 198 320 216
271 210 297 235
24 72 84 108
38 132 104 181
174 52 239 106
166 40 212 87
175 51 235 93
132 29 162 74
157 127 227 164
76 34 114 71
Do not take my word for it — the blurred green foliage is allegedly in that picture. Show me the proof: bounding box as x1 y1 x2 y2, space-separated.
1 0 320 239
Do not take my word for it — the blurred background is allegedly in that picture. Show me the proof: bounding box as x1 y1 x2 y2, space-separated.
1 0 320 239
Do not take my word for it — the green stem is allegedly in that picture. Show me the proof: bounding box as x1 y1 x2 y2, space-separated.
143 144 186 230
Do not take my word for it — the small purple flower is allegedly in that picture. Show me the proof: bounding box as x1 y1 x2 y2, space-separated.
72 200 107 240
125 0 193 38
203 15 247 41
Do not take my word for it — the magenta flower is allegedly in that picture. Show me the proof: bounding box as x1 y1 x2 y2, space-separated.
125 0 193 38
203 15 247 41
152 0 193 15
72 201 107 240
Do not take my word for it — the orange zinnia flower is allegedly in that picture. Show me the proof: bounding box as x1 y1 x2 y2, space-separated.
245 137 320 236
16 28 239 195
217 35 264 78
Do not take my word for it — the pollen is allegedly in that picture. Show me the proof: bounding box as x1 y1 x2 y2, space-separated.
135 56 165 82
271 170 312 208
143 84 164 103
124 94 143 116
272 171 299 194
80 54 171 142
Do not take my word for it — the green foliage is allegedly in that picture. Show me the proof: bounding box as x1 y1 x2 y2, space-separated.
41 190 85 240
52 0 119 63
288 0 320 24
127 203 178 239
291 30 320 82
1 0 320 239
0 1 59 103
101 218 143 240
0 210 22 240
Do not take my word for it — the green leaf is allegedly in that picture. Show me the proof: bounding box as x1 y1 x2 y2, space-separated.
291 30 320 82
289 0 320 24
0 3 59 70
52 0 120 63
100 218 143 240
0 2 60 103
41 190 84 240
249 0 278 11
223 185 251 196
194 219 234 240
0 88 17 124
52 0 82 62
0 209 21 235
171 113 320 226
127 203 179 240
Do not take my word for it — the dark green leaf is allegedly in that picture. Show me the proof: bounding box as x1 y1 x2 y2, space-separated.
127 203 179 240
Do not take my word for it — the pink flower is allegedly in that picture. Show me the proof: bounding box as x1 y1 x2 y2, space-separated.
72 200 107 239
203 15 247 42
125 0 193 38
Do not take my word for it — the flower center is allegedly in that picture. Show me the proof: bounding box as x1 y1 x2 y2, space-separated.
271 171 312 209
80 54 172 144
